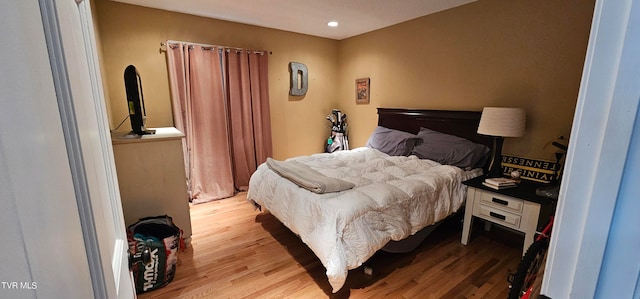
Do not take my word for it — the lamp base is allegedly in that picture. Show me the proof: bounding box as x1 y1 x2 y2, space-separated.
485 136 504 178
486 163 503 178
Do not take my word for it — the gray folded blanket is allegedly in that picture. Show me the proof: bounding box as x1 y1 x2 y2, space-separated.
266 158 355 194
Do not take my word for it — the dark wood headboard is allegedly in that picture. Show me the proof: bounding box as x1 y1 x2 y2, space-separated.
377 108 494 150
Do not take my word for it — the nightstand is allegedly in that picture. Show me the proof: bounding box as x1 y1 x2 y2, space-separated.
461 176 556 255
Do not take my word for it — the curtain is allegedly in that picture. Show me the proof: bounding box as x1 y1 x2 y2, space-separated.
166 42 272 203
166 44 190 190
226 50 273 190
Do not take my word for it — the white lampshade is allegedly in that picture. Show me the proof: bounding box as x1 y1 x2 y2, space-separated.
477 107 526 137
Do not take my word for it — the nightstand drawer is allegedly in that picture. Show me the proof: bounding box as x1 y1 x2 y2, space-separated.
478 191 523 213
478 204 521 228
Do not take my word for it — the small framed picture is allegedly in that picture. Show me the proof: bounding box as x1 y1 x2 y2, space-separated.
355 78 370 104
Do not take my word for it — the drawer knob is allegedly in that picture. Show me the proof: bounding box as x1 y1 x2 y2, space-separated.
489 211 506 220
492 197 509 206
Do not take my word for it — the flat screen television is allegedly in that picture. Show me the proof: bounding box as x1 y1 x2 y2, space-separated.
124 65 155 135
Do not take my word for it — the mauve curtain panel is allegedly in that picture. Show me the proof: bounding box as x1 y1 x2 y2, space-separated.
247 52 273 168
226 50 272 190
166 44 190 186
167 42 272 203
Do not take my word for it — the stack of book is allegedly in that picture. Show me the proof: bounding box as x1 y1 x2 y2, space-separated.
482 177 517 190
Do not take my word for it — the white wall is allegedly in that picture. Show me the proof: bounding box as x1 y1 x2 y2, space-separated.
593 1 640 297
595 106 640 297
0 1 95 298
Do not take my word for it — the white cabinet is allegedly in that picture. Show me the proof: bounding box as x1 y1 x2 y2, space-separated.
461 178 554 256
111 127 192 245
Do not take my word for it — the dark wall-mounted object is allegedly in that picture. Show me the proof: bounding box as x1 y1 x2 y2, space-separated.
289 62 308 96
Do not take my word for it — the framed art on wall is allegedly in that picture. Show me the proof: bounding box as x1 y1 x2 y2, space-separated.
356 78 370 104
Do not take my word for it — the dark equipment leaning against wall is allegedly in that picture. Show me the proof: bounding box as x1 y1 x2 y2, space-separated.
326 109 349 153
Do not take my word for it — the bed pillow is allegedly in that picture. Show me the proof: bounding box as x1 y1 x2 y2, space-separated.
411 127 490 169
365 126 420 156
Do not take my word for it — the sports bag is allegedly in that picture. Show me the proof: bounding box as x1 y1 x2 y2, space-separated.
127 215 184 294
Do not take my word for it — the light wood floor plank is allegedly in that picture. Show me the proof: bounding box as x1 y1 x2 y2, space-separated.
137 192 521 298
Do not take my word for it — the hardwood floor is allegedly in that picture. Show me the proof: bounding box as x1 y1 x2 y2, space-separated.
137 192 523 299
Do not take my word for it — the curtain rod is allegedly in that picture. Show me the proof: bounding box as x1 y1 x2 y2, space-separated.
160 40 272 55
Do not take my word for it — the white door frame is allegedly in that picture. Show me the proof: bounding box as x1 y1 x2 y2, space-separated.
38 0 135 297
0 0 122 298
39 0 108 296
543 0 640 297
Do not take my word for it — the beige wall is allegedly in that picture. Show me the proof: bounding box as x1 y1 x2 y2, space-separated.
94 0 338 159
95 0 594 161
338 0 595 160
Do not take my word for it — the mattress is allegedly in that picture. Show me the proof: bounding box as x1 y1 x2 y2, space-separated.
247 147 481 292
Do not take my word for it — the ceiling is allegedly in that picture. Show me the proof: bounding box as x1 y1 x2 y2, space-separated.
110 0 477 40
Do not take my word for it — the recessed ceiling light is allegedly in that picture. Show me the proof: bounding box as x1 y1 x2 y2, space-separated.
327 21 339 27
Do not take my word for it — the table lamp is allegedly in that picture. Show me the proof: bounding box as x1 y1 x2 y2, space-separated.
477 107 526 178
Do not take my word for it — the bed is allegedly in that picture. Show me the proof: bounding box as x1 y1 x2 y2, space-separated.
247 108 493 293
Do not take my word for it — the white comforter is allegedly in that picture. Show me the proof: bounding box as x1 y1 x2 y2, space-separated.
247 147 481 293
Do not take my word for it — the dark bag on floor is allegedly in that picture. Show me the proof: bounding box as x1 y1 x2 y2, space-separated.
127 215 184 294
